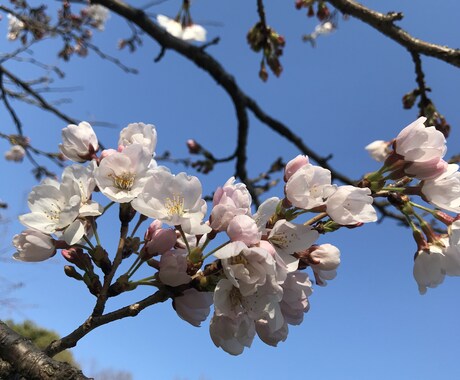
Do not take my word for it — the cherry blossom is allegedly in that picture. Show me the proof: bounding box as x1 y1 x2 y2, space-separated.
60 121 99 162
226 215 260 246
210 177 252 231
62 162 102 217
365 140 391 162
94 144 152 203
7 14 24 41
157 15 206 42
285 164 336 210
413 244 446 295
12 229 56 262
18 179 81 238
268 220 319 272
284 155 309 181
394 117 446 164
209 313 255 356
421 164 460 213
326 185 377 225
159 249 191 287
279 271 312 325
83 5 110 31
173 288 213 327
118 122 157 157
132 170 211 234
4 145 25 162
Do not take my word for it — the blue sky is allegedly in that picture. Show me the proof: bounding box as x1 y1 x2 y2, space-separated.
1 1 460 379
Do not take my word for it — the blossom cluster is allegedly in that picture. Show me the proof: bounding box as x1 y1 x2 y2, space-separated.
12 119 379 355
365 117 460 294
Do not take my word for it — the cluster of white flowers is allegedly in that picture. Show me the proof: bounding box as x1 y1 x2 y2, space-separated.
4 145 26 162
10 115 460 352
82 5 110 31
11 120 379 354
365 117 460 294
156 14 206 42
6 13 25 41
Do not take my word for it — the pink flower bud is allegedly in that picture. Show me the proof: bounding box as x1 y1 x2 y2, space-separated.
227 215 260 246
405 158 448 180
284 155 310 181
60 121 99 163
186 139 202 154
144 220 162 241
145 228 177 256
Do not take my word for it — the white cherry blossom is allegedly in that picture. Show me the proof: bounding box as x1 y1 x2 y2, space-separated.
132 170 211 234
209 313 255 356
62 162 102 217
157 15 206 42
7 14 24 41
159 249 191 287
226 214 260 246
19 180 81 238
118 122 157 157
326 185 377 225
395 117 446 163
4 145 25 162
268 220 319 272
94 144 152 203
421 164 460 213
210 177 252 231
253 197 280 233
413 244 445 295
60 121 99 162
173 288 213 327
285 164 336 210
84 5 110 31
280 271 312 325
12 229 56 262
365 140 391 162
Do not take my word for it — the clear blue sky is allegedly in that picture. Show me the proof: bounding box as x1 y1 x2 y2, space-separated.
1 1 460 379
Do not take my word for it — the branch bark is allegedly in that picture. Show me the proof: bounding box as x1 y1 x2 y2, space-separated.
0 321 89 380
325 0 460 67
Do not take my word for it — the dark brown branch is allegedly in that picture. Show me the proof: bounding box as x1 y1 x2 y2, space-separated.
0 65 77 125
0 321 89 380
45 288 172 357
325 0 460 67
410 52 430 107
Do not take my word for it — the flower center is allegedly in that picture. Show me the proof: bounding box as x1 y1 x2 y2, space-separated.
164 194 185 216
269 232 289 249
229 253 248 266
109 172 135 191
229 286 242 309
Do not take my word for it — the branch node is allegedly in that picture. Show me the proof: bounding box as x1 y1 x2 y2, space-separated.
154 46 166 62
385 11 404 22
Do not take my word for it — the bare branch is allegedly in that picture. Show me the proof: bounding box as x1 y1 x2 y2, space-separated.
325 0 460 67
0 321 89 380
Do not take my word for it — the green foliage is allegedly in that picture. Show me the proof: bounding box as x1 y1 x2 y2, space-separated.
6 319 78 367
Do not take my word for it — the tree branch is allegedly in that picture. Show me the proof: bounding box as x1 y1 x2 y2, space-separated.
45 288 172 357
325 0 460 67
0 321 89 380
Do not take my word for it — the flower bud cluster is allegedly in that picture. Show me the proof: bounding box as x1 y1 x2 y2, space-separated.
364 117 460 293
13 119 379 356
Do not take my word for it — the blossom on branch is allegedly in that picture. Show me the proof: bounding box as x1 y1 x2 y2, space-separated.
4 145 26 162
60 121 99 163
13 229 56 262
157 15 206 42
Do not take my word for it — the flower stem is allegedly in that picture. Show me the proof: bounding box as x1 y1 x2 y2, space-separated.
410 201 435 215
91 217 102 247
103 201 115 214
82 235 95 250
202 240 231 261
304 212 328 226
